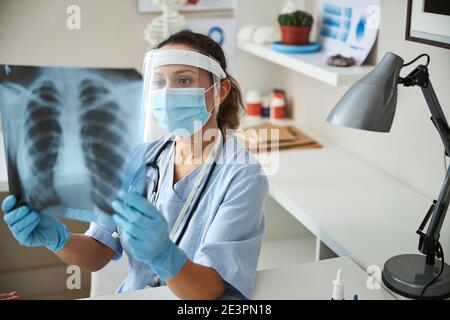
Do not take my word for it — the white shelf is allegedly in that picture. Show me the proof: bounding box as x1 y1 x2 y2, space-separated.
237 41 372 87
257 236 316 271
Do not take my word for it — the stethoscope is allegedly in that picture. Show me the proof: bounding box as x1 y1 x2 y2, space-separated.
113 130 223 247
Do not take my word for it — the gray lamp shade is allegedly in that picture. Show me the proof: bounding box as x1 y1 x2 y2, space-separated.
327 52 404 132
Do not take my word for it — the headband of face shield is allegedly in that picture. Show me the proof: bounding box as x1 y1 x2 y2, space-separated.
142 49 226 139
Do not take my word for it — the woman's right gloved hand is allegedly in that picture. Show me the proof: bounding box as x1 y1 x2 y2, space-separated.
2 195 70 253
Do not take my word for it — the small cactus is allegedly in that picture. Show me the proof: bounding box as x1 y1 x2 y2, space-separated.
278 10 313 27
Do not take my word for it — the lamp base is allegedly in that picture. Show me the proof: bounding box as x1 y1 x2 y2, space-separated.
382 254 450 299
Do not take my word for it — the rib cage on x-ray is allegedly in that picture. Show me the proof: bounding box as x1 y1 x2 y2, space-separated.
0 65 144 223
24 80 63 211
78 78 129 214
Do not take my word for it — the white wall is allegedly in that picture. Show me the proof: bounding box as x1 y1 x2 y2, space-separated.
0 0 146 70
0 0 233 70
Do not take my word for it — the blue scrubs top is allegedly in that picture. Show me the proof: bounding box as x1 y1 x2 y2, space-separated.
85 136 268 299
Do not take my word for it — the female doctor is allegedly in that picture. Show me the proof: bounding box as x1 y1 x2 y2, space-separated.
2 31 268 300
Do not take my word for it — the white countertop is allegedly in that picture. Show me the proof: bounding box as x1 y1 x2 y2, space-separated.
86 257 394 300
253 256 394 300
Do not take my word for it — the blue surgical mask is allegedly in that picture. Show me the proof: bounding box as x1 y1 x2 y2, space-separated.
151 86 214 138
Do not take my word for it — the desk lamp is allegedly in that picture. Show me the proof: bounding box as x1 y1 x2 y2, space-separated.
327 52 450 299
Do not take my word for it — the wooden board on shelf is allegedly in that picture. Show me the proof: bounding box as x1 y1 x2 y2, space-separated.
237 122 322 153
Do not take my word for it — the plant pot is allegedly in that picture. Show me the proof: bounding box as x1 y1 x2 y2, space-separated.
280 25 311 45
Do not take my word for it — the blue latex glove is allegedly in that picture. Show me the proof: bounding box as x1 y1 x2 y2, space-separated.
111 190 188 281
2 195 70 253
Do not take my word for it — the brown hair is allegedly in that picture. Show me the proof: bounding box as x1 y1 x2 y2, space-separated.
155 30 244 131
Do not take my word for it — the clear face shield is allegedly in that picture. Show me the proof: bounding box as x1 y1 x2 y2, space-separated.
142 48 226 141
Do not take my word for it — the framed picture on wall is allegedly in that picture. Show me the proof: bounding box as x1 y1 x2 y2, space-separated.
405 0 450 49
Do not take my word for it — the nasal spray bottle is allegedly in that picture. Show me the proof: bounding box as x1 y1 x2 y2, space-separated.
331 269 345 300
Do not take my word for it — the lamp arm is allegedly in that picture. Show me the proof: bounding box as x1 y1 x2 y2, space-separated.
401 65 450 261
400 65 450 155
424 165 450 240
416 163 449 264
422 81 450 156
421 80 450 244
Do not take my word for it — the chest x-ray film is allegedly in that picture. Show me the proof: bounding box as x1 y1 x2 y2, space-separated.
0 65 145 225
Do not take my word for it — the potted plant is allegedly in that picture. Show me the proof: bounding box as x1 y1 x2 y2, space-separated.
278 10 313 45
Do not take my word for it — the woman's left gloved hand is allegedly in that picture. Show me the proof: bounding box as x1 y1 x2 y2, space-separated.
111 190 188 281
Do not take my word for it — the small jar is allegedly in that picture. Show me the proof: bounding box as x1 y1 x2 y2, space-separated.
245 90 262 117
270 90 286 119
261 96 271 118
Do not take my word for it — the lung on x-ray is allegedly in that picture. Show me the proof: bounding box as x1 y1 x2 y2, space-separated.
0 65 145 225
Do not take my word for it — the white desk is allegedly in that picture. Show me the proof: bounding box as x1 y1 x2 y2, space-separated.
86 257 394 300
